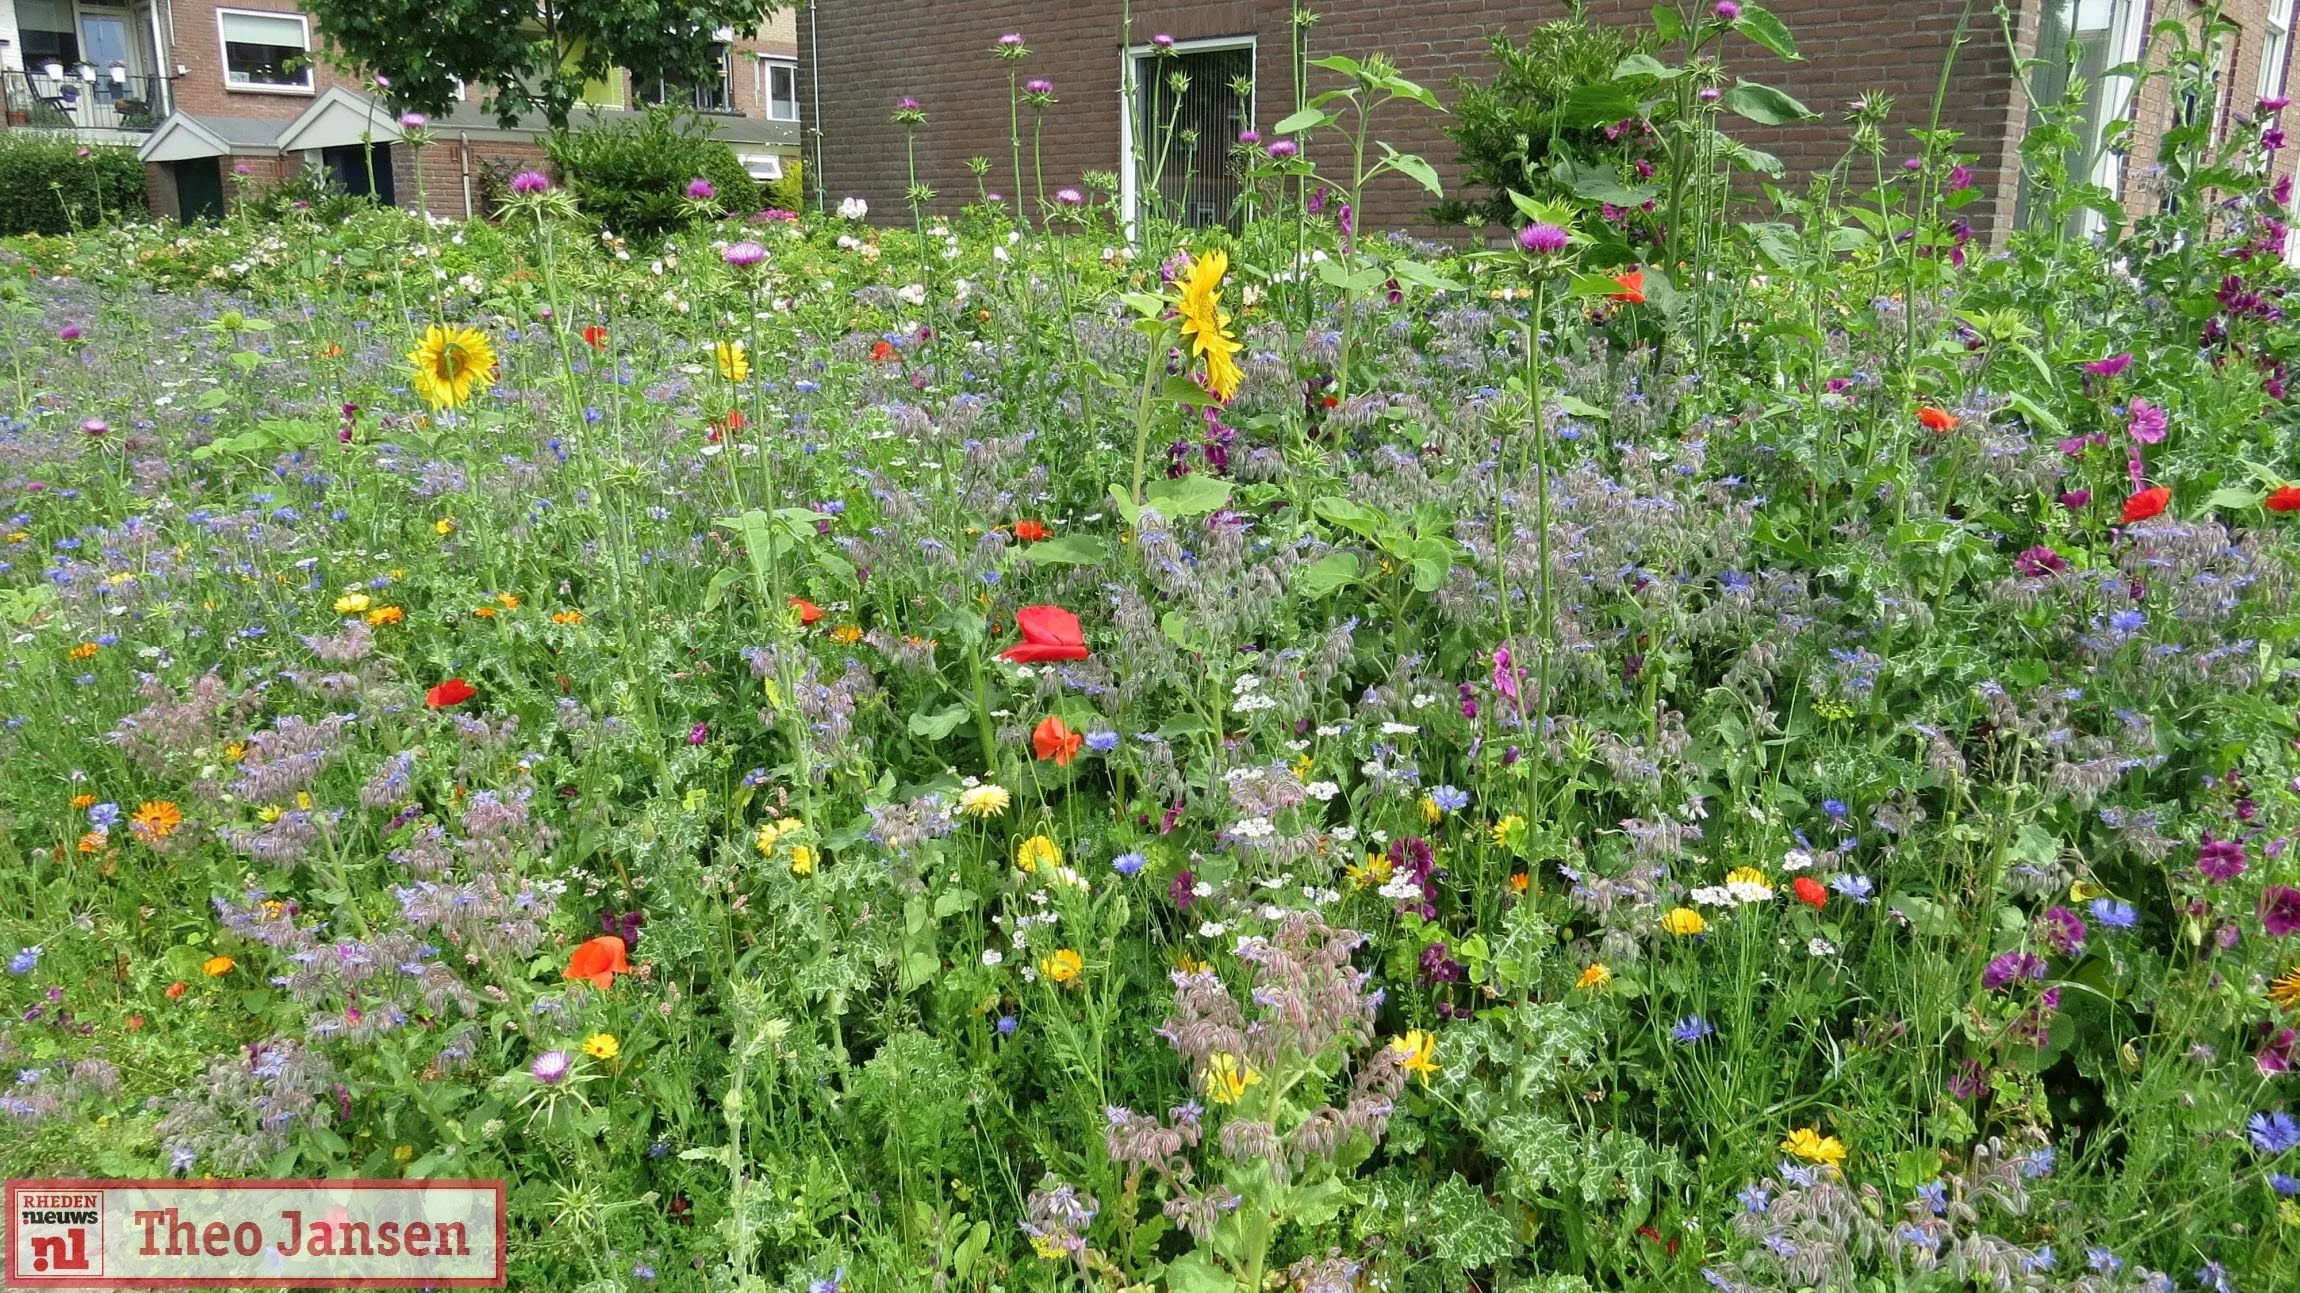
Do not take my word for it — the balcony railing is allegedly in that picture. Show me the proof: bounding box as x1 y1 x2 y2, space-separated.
2 69 169 134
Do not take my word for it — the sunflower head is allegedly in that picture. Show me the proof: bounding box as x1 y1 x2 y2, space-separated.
1174 249 1242 401
407 325 497 410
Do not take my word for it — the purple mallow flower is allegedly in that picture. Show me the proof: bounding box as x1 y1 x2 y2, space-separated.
2197 832 2247 882
1982 950 2046 991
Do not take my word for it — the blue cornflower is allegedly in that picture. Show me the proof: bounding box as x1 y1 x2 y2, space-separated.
87 803 119 828
2110 609 2146 633
995 1015 1017 1036
809 1269 845 1293
1084 730 1120 753
95 633 117 647
2271 1172 2300 1196
2090 898 2138 929
1822 798 1848 819
1830 874 1875 902
1671 1015 1713 1044
2196 1260 2235 1293
646 1140 670 1159
631 1265 655 1282
2248 1110 2300 1154
6 947 37 975
1111 852 1146 878
979 569 1001 586
1429 785 1470 812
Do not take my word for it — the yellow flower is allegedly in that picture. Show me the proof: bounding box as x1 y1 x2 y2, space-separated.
1203 1052 1261 1104
256 804 283 824
1575 963 1613 990
333 592 372 614
957 783 1011 819
1725 866 1769 888
1175 952 1211 975
1346 851 1393 889
1390 1029 1440 1082
1420 795 1443 826
755 821 784 855
496 592 520 610
788 845 817 876
393 1144 414 1164
407 324 498 410
1016 835 1062 873
68 642 98 661
1039 948 1083 983
70 794 96 810
2272 966 2300 1009
129 800 183 842
366 606 404 626
1292 752 1313 781
1780 1127 1847 1166
223 742 246 763
434 518 456 536
202 955 235 977
1492 814 1526 847
2069 879 2108 902
552 609 585 625
582 1032 621 1061
831 623 863 644
715 340 750 382
1660 907 1707 936
1174 248 1243 401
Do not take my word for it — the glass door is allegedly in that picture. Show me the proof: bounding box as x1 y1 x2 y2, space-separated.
80 11 137 107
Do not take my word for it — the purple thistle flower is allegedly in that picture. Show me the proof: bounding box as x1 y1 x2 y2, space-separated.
399 111 428 130
1054 187 1083 205
1025 79 1054 95
997 32 1024 47
530 1050 572 1084
1714 0 1741 17
1517 222 1571 254
509 170 551 195
1266 139 1298 160
723 240 767 269
56 325 82 341
686 177 717 200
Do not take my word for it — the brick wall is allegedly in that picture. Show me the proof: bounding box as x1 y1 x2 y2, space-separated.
2125 0 2300 220
162 0 361 123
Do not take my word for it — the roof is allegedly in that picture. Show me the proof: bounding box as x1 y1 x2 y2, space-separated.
136 92 797 164
274 87 404 153
137 114 283 162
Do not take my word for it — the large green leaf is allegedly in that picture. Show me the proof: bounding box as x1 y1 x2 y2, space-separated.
1380 145 1443 196
1016 533 1111 566
1144 474 1233 520
1294 551 1361 599
1731 6 1802 60
1551 159 1656 206
1272 106 1327 135
1723 81 1813 125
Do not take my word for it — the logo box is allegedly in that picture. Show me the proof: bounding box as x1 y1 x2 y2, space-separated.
5 1180 505 1289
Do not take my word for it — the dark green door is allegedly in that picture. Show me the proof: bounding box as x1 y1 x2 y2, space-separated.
172 159 224 222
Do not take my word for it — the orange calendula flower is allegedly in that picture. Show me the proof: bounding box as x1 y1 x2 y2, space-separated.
1508 871 1531 894
77 832 106 854
830 623 863 644
1576 963 1613 990
551 609 584 625
67 642 98 661
202 955 235 977
70 794 96 810
129 800 183 842
365 606 404 626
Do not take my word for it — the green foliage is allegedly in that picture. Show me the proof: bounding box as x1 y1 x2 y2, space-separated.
236 164 381 225
1432 3 1648 227
0 136 146 235
300 0 785 131
761 157 804 214
544 107 761 239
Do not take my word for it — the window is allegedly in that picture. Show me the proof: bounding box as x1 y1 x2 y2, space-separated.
2018 0 2145 232
763 59 798 122
1123 38 1254 230
2264 0 2294 102
218 9 312 91
637 44 733 113
18 0 79 71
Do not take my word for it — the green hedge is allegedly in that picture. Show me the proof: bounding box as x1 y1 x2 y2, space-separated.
0 135 146 235
544 106 760 242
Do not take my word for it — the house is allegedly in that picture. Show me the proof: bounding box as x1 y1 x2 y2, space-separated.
0 0 803 220
796 0 2300 242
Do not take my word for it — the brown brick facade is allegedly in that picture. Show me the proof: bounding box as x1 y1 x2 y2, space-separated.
798 0 2299 240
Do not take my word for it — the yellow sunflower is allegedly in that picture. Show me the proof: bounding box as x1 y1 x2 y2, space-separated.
715 340 750 383
407 324 497 410
1174 249 1243 402
2272 965 2300 1010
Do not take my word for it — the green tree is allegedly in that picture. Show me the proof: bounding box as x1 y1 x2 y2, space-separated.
300 0 783 130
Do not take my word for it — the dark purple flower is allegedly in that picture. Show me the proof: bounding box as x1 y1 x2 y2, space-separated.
1946 164 1974 191
1982 950 2047 991
2014 545 2067 578
2059 489 2093 511
2037 906 2086 956
2198 832 2248 882
2260 885 2300 937
686 722 709 745
2081 352 2133 378
1169 869 1196 912
2128 397 2167 445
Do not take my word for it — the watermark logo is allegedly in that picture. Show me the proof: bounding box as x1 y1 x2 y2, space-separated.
5 1180 504 1288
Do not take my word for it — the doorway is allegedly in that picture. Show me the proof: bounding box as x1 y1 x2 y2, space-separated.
322 143 397 205
172 158 224 222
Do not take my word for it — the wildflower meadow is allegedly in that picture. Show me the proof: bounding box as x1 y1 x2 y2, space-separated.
3 7 2300 1292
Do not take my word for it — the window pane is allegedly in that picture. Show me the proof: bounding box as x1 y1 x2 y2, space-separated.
222 11 308 86
770 64 797 120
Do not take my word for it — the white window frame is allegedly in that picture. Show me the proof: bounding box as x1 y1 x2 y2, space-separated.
1117 34 1256 238
759 57 799 123
2264 0 2295 100
215 6 313 95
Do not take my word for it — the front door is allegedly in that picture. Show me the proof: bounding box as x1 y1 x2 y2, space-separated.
322 143 397 205
79 12 136 106
172 159 225 222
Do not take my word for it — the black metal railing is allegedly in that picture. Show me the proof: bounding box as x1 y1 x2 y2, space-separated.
1 69 168 133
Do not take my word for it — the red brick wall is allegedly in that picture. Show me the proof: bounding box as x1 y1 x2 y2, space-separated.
799 0 2048 236
389 137 550 219
162 0 362 123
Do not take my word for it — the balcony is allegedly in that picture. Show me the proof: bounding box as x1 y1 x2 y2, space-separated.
2 69 169 139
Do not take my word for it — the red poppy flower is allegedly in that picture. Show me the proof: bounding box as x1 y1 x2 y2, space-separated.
164 980 187 1001
1793 876 1828 909
1013 520 1051 542
790 597 824 625
1609 268 1646 304
870 340 897 362
582 325 608 350
1917 406 1958 432
1001 604 1089 663
2267 485 2300 513
1033 715 1083 766
2121 485 2171 523
564 935 629 989
426 678 477 709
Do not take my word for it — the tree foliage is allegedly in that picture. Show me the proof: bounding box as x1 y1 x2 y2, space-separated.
300 0 784 130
